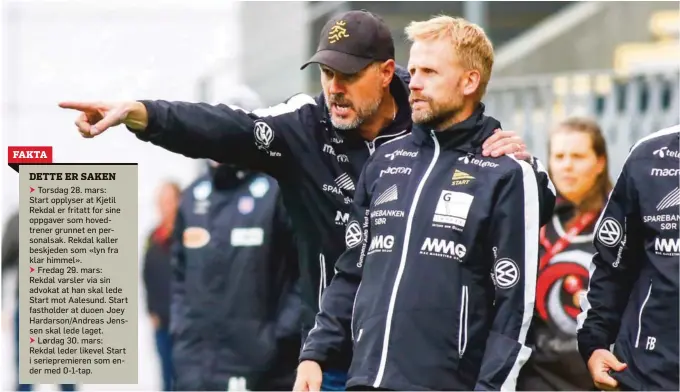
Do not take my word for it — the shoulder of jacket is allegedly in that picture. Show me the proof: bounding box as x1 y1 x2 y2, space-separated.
627 124 680 158
486 154 537 181
250 92 317 120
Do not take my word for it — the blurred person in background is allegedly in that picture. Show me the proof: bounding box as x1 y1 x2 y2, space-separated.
517 117 612 391
169 89 303 391
2 210 77 391
142 181 181 391
59 10 553 390
577 124 680 391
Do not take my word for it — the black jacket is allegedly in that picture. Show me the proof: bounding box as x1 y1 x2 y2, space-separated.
130 67 555 368
142 225 173 330
577 125 680 391
170 164 302 390
300 106 555 390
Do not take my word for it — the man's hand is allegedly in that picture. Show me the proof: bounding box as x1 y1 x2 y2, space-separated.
58 101 148 137
482 129 532 161
293 360 323 392
587 349 627 390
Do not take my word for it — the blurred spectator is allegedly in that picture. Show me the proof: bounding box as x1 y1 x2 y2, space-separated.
518 117 612 390
142 181 181 391
170 161 302 391
2 210 77 391
168 87 302 391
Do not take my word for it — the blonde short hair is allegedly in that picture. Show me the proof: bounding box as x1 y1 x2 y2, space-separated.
405 15 494 98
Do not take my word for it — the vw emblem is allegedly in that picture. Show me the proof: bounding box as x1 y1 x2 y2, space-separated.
494 258 520 289
597 218 622 247
254 121 274 150
345 221 363 248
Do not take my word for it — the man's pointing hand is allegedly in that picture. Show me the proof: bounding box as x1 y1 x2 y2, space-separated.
58 101 149 137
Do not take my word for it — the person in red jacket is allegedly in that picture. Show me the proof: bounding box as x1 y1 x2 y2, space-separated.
518 117 613 390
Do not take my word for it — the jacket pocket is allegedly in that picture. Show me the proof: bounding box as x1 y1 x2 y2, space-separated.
458 285 469 358
351 281 363 342
635 280 653 348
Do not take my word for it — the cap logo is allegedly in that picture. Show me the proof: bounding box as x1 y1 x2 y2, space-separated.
328 20 350 44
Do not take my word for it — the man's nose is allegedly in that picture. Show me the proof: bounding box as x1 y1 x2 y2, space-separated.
328 78 345 95
409 72 424 91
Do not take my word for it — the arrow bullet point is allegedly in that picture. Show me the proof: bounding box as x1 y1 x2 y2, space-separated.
30 186 35 193
30 337 35 343
30 266 35 273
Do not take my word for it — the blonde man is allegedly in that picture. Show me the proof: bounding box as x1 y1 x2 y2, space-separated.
295 15 551 391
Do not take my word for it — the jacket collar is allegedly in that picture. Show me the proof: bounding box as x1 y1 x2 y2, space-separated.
412 103 501 153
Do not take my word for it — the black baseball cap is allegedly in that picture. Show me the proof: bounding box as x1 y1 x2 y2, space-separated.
300 10 395 75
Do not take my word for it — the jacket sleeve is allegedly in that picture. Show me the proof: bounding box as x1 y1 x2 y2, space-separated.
475 160 541 391
530 156 557 227
298 158 373 365
130 94 317 178
576 157 643 364
169 206 187 336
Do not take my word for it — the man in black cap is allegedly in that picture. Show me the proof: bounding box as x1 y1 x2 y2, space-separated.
60 9 553 390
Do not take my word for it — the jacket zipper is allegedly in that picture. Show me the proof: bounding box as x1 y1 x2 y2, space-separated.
318 253 327 309
351 281 363 342
458 285 469 358
365 130 409 155
635 280 653 348
373 130 441 388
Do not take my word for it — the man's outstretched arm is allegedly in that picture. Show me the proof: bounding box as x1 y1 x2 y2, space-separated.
59 95 317 175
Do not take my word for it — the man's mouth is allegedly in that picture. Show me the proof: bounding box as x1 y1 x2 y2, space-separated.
331 103 352 116
410 99 428 108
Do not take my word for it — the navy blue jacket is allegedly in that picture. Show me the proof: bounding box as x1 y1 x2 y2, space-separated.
300 105 555 390
577 125 680 391
129 67 555 370
142 226 173 330
170 165 301 390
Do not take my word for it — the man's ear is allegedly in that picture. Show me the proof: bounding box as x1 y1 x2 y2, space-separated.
463 69 481 97
381 60 396 88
